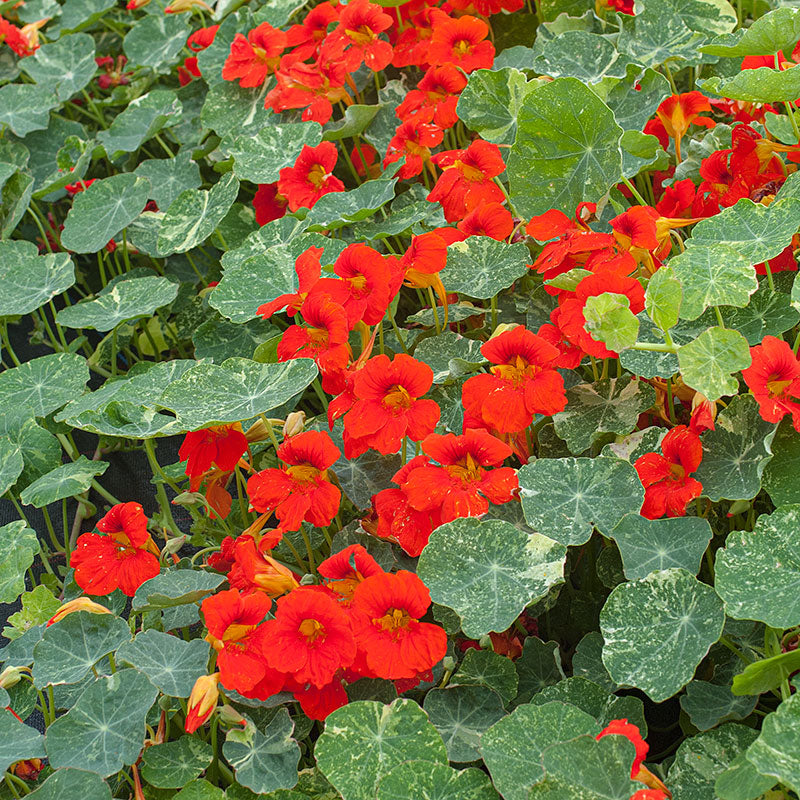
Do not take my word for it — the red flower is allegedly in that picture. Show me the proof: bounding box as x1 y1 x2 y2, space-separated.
222 22 287 88
395 65 468 129
428 15 494 73
0 18 36 57
634 425 703 519
318 543 384 604
178 424 248 491
227 535 299 596
184 673 220 734
247 430 342 534
645 92 713 161
383 112 444 179
742 335 800 430
630 793 669 800
265 57 348 124
70 502 160 597
187 24 219 51
341 354 440 458
261 586 357 687
458 202 514 240
258 246 323 320
65 178 96 195
429 140 506 222
202 589 284 698
350 571 447 679
392 6 440 68
462 326 566 435
285 3 339 61
276 293 351 376
253 183 288 225
352 142 380 179
449 0 523 16
327 0 393 71
596 719 648 777
402 429 518 523
286 673 349 720
277 142 344 212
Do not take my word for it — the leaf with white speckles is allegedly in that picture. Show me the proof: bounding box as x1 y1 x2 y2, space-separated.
442 238 529 300
746 693 800 793
417 517 566 638
315 699 447 800
715 504 800 628
0 709 46 779
227 122 322 184
600 568 725 702
0 241 75 317
20 456 109 508
0 352 88 418
518 457 644 546
377 761 498 800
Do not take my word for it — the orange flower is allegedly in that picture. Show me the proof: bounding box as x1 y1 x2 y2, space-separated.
395 65 468 129
0 18 38 56
327 0 393 71
428 14 494 73
253 183 288 225
265 56 349 124
318 543 384 604
70 502 160 597
277 142 344 213
178 424 248 491
285 3 339 61
257 246 323 320
383 112 444 179
227 535 299 596
458 202 514 240
184 673 220 734
646 92 713 162
222 22 286 88
742 335 800 430
350 571 447 680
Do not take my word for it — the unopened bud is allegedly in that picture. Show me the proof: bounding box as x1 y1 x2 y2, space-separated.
217 703 247 727
161 534 187 557
442 656 456 672
185 673 220 734
0 666 24 690
727 499 751 517
172 491 204 506
488 323 518 340
47 598 112 627
283 411 306 438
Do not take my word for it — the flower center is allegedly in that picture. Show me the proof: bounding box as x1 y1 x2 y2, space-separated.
453 39 471 56
454 159 484 183
375 607 410 632
298 618 325 643
446 452 482 485
287 463 323 484
767 375 793 399
383 384 413 410
307 163 328 189
304 325 330 349
346 25 375 46
493 354 532 386
668 462 686 481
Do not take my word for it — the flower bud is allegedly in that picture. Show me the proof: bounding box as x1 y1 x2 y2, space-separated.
172 491 205 506
161 534 187 557
217 703 247 727
47 598 112 627
0 666 24 690
185 673 220 734
283 411 306 438
12 759 43 781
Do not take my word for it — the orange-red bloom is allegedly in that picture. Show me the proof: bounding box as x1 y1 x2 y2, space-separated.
184 673 220 734
318 543 384 604
222 22 286 87
285 3 339 61
428 14 495 73
462 326 566 434
265 57 348 124
227 535 300 596
277 142 344 212
258 246 323 320
597 718 648 776
179 424 248 491
284 673 348 720
383 113 444 179
645 92 713 162
70 502 160 597
458 202 514 240
261 586 356 688
202 589 284 699
402 429 518 522
247 430 342 535
0 18 37 57
634 426 703 519
395 65 468 129
350 570 447 680
327 0 393 71
253 183 288 226
742 335 800 430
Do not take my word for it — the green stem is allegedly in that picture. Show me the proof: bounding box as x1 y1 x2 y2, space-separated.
143 439 181 535
621 177 648 206
785 101 800 145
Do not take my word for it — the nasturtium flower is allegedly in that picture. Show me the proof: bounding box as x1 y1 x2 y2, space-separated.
383 113 444 179
265 57 349 124
70 502 160 597
327 0 393 72
277 142 345 212
0 17 38 56
449 0 523 16
350 570 448 679
742 335 800 430
260 586 357 688
634 425 703 519
258 246 323 320
285 673 349 720
184 673 220 734
222 22 286 87
227 534 299 596
458 202 514 240
427 14 495 73
179 423 248 491
318 543 384 604
645 92 713 161
253 183 288 225
395 65 468 130
462 325 566 435
285 3 339 62
47 598 112 627
247 430 342 535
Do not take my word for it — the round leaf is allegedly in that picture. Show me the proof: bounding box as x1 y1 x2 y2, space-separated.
377 761 497 800
20 33 96 102
701 66 800 103
0 241 75 317
0 708 46 778
123 12 190 70
763 419 800 506
20 456 109 508
131 569 225 613
439 238 529 299
141 736 213 789
677 326 751 402
451 648 519 704
134 153 202 211
0 352 88 418
746 693 800 792
0 521 40 605
25 769 112 800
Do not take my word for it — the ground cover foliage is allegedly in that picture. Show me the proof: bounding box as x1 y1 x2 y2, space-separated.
3 0 800 796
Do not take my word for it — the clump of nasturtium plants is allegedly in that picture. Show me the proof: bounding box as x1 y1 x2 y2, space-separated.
4 0 800 796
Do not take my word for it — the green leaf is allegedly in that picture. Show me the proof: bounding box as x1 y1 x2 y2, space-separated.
702 7 800 55
227 122 323 184
0 241 74 316
193 315 276 363
669 723 760 799
25 769 112 800
508 77 623 218
620 130 669 179
159 357 317 430
677 326 751 401
376 762 498 800
132 569 225 613
645 265 683 331
731 649 800 696
305 177 398 231
610 514 713 580
701 65 800 102
0 410 61 490
60 0 115 31
716 754 777 800
315 699 447 800
141 736 213 788
0 85 58 136
333 448 402 511
97 90 183 159
763 419 800 507
442 238 528 299
56 276 179 332
583 292 640 352
45 669 159 777
61 174 151 254
572 633 617 692
4 585 61 641
680 680 757 730
123 12 190 70
20 456 109 508
687 198 800 266
481 701 599 800
116 630 210 697
0 445 24 498
134 152 202 211
0 352 88 417
20 33 96 102
600 568 725 702
669 244 757 320
451 648 519 704
157 173 239 256
172 780 226 800
746 693 800 792
532 31 634 83
32 612 130 688
222 710 300 794
0 708 46 779
201 80 275 139
518 456 644 546
422 686 506 763
0 521 40 605
716 504 800 628
693 394 776 501
514 637 565 704
456 68 539 145
1 170 34 238
417 517 566 638
528 734 640 799
552 378 657 454
605 66 671 132
413 331 485 384
323 105 381 142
